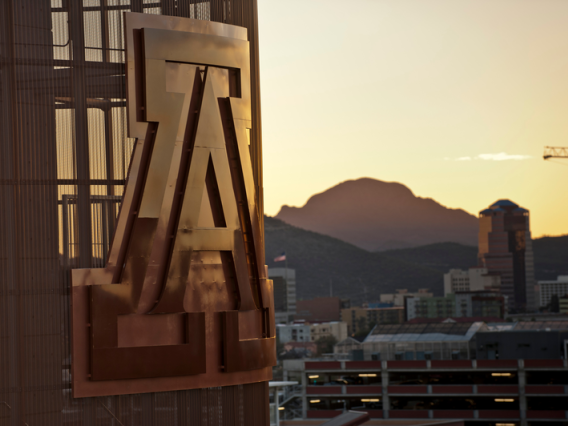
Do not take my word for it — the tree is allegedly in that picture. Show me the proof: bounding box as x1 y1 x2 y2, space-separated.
315 335 338 356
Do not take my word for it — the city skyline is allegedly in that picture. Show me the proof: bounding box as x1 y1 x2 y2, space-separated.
258 0 568 238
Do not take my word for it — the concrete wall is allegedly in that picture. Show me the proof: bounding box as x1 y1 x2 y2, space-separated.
476 330 568 359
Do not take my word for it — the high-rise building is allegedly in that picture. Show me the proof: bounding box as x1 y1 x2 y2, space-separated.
269 267 297 323
478 200 536 312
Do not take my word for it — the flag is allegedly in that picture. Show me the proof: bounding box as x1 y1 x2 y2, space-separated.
274 252 286 262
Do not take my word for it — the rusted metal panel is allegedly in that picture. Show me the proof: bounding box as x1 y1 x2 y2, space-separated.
387 385 428 394
477 385 519 394
345 361 381 370
306 361 342 370
431 385 473 394
524 385 565 394
432 410 475 419
386 360 427 369
476 359 518 369
306 386 342 395
524 359 564 368
478 410 520 419
345 386 382 395
431 360 472 369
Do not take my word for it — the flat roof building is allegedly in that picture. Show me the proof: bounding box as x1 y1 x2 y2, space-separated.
538 275 568 308
444 268 501 296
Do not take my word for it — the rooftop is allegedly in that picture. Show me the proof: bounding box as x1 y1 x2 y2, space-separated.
364 322 485 343
514 321 568 331
406 316 504 324
490 199 519 208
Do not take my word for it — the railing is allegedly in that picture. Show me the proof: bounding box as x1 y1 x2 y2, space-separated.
306 409 543 420
307 384 529 396
309 359 568 371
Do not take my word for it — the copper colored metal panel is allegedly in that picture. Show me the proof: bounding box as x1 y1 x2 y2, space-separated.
71 12 274 398
2 0 270 424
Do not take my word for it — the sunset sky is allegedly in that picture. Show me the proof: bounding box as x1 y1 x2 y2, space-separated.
257 0 568 238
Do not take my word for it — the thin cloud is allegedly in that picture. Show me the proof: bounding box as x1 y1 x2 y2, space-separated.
446 152 532 162
477 152 532 161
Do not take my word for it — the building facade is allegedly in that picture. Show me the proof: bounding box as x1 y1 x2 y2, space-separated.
406 292 506 321
478 200 536 312
444 268 501 296
277 321 348 344
380 289 433 306
295 296 345 322
278 323 312 343
270 267 297 324
341 307 405 335
284 357 568 424
538 275 568 308
282 321 568 423
406 295 455 320
310 321 348 343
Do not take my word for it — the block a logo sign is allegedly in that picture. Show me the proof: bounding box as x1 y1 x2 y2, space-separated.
71 13 275 398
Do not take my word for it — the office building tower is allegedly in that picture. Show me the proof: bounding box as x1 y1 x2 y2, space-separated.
478 200 535 312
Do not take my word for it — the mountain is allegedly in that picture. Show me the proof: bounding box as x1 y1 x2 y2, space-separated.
264 216 568 305
264 216 446 305
275 178 478 251
533 235 568 281
381 242 478 272
382 237 568 281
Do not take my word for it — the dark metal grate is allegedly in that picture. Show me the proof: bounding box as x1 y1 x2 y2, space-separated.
0 0 267 424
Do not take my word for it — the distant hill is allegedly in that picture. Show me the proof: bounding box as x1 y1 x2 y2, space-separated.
265 216 446 304
381 237 568 281
264 216 568 305
533 235 568 280
275 178 478 251
381 242 478 272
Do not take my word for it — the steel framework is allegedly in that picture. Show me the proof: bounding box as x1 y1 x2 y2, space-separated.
543 146 568 159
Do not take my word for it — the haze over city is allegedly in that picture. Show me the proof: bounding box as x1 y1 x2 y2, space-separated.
258 0 568 238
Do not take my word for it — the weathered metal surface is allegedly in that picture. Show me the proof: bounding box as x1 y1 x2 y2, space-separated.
1 0 270 424
71 12 274 398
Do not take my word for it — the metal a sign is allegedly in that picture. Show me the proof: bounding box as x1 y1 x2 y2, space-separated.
71 12 275 398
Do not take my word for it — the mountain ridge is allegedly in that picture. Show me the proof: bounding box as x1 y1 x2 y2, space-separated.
275 178 479 251
264 216 568 305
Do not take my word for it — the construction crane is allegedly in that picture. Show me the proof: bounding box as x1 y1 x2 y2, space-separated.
543 146 568 160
